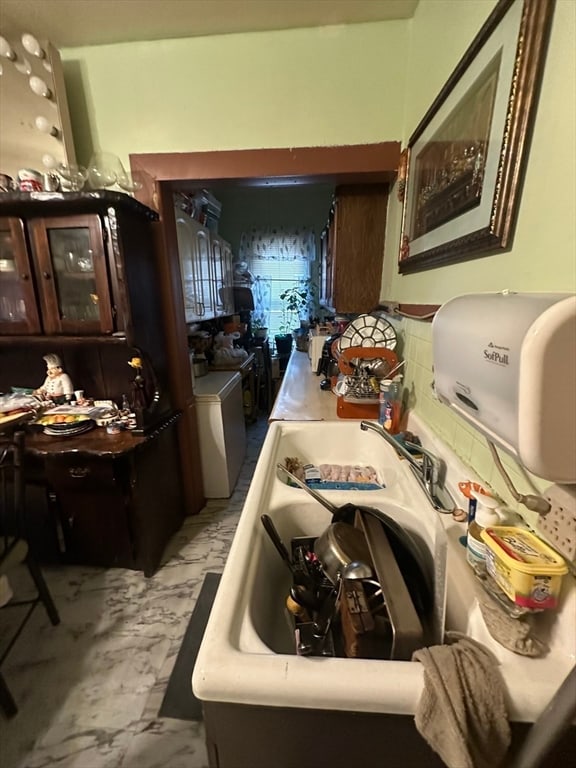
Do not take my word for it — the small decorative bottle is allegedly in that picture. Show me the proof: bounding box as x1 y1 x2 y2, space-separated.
120 393 131 416
466 491 506 572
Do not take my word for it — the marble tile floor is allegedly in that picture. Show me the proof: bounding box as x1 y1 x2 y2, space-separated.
0 416 269 768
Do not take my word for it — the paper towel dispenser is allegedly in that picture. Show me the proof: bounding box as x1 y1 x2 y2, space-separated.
432 292 576 483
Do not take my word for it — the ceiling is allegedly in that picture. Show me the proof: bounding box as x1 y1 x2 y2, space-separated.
0 0 419 48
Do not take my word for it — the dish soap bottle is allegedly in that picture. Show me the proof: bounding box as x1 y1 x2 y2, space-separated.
466 491 506 572
379 375 402 433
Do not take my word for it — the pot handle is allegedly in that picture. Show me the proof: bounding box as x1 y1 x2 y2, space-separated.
260 514 293 569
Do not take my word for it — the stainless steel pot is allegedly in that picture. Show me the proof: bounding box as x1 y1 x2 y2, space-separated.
313 522 372 584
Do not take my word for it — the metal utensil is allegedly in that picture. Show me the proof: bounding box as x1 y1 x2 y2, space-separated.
290 584 321 611
260 514 303 584
312 576 343 649
342 560 373 580
277 463 339 515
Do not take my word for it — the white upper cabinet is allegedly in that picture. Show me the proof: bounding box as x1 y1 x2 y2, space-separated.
175 208 233 323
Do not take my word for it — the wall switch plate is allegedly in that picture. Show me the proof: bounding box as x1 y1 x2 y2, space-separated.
538 484 576 562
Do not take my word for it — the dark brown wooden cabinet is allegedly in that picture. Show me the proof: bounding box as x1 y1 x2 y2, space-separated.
0 192 175 432
0 192 162 348
320 185 389 314
28 414 184 577
0 193 197 574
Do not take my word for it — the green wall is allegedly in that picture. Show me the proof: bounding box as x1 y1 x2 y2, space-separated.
62 21 409 168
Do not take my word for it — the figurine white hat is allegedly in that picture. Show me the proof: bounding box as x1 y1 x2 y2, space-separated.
43 353 62 369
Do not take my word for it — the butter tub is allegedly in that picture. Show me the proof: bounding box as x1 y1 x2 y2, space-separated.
481 526 568 610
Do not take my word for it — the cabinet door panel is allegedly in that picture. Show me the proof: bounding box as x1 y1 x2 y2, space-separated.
195 225 214 318
0 217 42 334
46 457 134 567
331 186 387 313
319 223 334 311
210 234 234 316
176 212 199 323
175 214 215 321
221 240 234 316
29 214 114 335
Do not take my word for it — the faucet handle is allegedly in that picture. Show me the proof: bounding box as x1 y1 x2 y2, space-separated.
421 453 437 484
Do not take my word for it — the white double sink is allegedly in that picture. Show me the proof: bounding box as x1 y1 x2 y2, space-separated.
193 419 576 721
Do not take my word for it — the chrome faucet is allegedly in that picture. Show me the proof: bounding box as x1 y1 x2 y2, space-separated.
360 420 421 471
359 420 456 514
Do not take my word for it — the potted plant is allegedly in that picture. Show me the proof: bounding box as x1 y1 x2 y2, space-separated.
252 316 269 341
275 278 316 355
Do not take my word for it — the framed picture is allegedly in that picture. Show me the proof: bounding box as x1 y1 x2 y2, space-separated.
398 0 555 274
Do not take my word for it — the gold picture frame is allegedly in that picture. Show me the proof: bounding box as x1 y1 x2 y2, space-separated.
398 0 555 274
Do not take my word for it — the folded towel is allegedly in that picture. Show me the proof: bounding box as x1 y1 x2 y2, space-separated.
412 633 510 768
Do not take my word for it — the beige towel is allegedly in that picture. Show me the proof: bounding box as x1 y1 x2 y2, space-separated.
412 633 510 768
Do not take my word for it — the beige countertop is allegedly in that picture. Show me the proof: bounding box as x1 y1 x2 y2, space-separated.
268 350 338 421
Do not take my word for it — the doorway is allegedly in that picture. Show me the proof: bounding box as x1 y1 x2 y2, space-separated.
128 143 400 513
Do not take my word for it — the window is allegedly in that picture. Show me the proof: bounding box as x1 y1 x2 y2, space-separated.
240 227 316 338
250 259 309 337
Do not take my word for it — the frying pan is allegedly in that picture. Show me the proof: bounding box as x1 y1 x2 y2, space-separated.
277 463 433 617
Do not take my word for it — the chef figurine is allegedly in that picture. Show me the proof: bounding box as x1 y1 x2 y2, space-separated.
34 353 74 403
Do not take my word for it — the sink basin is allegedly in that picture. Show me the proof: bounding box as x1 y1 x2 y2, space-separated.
193 417 576 768
193 419 448 714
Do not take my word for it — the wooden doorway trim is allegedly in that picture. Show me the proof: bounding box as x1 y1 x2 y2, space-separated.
130 142 401 209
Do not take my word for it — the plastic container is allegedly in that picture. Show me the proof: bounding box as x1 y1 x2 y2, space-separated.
481 526 568 610
378 375 402 433
466 492 506 571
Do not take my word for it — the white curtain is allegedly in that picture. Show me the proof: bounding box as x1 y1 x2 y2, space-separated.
239 228 316 336
239 227 316 261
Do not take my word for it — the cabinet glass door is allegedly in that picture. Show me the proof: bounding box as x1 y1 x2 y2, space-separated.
0 217 42 334
210 235 228 316
209 235 235 318
176 213 201 323
195 226 214 318
220 240 234 316
175 213 214 321
29 214 114 334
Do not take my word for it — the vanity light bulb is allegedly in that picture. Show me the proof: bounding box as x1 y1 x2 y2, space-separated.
0 36 16 61
42 153 58 170
21 33 45 58
15 58 32 75
29 75 52 98
35 115 58 136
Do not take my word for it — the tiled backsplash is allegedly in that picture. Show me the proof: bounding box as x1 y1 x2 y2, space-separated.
393 314 550 530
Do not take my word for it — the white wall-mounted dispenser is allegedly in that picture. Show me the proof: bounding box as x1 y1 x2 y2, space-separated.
432 292 576 483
